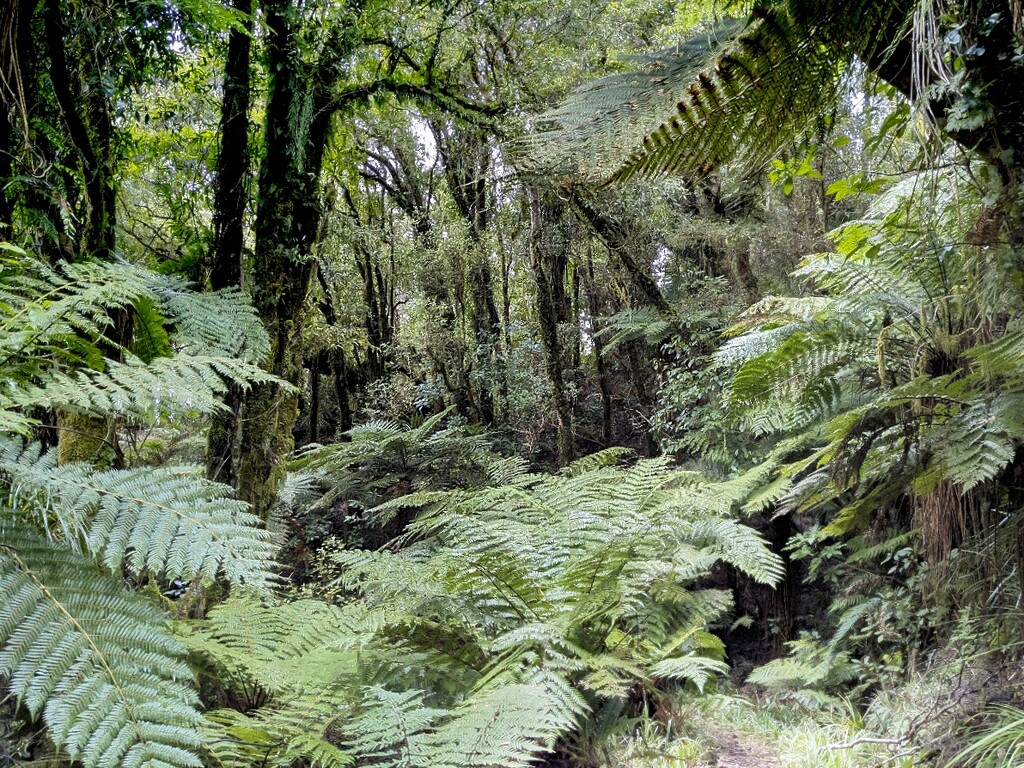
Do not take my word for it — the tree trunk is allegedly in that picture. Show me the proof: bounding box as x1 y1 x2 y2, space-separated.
583 246 613 446
528 187 574 464
439 125 499 423
307 354 321 445
233 0 340 519
569 191 671 314
205 0 252 484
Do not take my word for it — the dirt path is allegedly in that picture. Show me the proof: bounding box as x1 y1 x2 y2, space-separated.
705 728 781 768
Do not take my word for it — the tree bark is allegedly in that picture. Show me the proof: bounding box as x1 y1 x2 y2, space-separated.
205 0 252 484
207 0 251 291
528 187 574 464
438 124 500 423
583 246 613 446
569 191 671 314
234 0 355 519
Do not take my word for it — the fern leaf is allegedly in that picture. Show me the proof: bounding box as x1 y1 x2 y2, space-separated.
345 686 444 767
183 597 356 693
149 282 269 363
0 524 203 768
205 688 353 768
0 439 276 591
649 654 730 692
426 683 577 768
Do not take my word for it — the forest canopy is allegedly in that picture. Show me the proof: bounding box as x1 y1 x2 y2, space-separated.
1 0 1024 766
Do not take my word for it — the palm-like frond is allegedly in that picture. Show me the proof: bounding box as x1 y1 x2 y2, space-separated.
0 523 203 768
0 438 276 591
149 283 269 362
717 163 1024 560
185 599 360 768
3 352 279 429
189 454 784 767
344 686 444 766
285 409 500 549
182 597 357 694
527 10 843 183
204 689 354 768
0 246 278 434
0 244 278 767
425 683 578 768
335 458 782 701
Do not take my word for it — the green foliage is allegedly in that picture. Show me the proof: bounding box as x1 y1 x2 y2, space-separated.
529 9 845 183
331 457 782 720
182 598 357 768
746 632 861 714
0 246 277 434
189 456 783 766
183 596 581 768
0 438 275 591
425 682 579 768
285 408 500 551
596 307 676 353
0 245 277 767
0 524 203 768
949 706 1024 768
718 166 1024 551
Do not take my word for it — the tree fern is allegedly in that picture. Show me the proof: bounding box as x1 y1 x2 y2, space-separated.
716 164 1024 555
528 0 922 184
425 683 578 768
0 244 277 767
0 438 275 591
182 598 361 767
344 686 443 767
148 282 269 363
0 245 278 435
204 688 354 768
0 523 203 768
335 459 782 724
183 453 786 767
527 9 845 183
181 596 359 695
288 408 498 529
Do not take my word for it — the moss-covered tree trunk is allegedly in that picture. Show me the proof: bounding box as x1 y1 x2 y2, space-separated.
528 187 574 464
41 0 124 464
582 245 613 446
234 0 350 519
205 0 252 484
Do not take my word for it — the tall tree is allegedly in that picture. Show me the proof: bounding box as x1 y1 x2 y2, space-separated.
232 0 352 518
528 185 575 464
205 0 253 484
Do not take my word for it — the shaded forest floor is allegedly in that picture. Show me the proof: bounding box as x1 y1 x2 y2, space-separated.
602 675 995 768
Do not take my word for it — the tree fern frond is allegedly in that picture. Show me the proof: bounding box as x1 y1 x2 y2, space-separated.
426 682 578 768
183 597 356 694
0 523 203 768
0 253 154 361
10 353 282 425
649 654 730 692
918 395 1024 493
0 439 276 591
560 447 634 477
484 456 534 487
148 282 270 363
828 596 883 650
608 10 843 183
344 686 444 767
522 19 745 178
844 529 919 565
593 308 675 353
685 518 784 584
205 687 353 768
